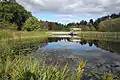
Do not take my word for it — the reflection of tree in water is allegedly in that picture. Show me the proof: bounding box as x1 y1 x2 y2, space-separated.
80 39 94 47
95 41 120 54
80 39 120 54
48 37 70 42
80 39 87 45
48 37 120 54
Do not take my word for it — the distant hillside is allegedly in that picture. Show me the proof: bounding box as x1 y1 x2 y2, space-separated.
98 18 120 32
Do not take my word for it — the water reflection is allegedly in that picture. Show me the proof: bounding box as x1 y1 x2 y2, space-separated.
94 40 120 54
42 38 120 54
37 37 120 73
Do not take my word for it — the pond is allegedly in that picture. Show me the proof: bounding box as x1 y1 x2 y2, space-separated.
36 36 120 73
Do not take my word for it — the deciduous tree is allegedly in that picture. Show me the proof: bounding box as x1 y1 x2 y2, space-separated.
23 17 41 31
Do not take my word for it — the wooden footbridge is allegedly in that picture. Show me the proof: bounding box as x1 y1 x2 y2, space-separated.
49 32 79 38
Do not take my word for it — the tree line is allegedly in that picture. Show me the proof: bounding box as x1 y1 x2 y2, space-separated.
0 0 120 32
94 13 120 30
66 13 120 31
0 0 68 31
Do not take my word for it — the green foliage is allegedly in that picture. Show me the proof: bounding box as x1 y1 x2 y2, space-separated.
0 30 49 56
98 18 120 32
0 1 32 30
0 55 119 80
0 21 17 30
40 21 69 31
23 17 41 31
0 55 85 80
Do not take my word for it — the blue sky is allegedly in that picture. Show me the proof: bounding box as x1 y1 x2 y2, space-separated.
32 12 99 24
17 0 120 24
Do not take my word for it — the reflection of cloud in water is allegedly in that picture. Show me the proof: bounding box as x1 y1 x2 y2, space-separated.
41 42 97 50
37 39 120 74
54 46 73 49
38 40 120 63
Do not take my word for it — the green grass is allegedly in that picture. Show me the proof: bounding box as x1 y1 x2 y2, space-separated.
98 18 120 32
15 31 50 37
0 30 50 56
78 31 120 42
0 55 116 80
0 30 50 44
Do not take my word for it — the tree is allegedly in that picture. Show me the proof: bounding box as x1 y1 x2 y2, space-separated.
0 21 17 30
110 13 119 19
80 20 85 25
23 17 41 31
0 1 32 30
94 18 101 30
0 0 16 3
84 21 87 25
89 19 94 25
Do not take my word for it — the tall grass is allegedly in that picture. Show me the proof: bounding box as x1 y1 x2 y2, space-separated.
0 55 116 80
0 30 49 56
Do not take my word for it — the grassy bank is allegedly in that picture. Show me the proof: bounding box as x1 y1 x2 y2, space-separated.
0 30 50 40
0 30 50 44
0 30 50 56
79 31 120 42
98 18 120 32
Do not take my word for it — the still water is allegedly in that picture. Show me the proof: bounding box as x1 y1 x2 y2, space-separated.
37 37 120 73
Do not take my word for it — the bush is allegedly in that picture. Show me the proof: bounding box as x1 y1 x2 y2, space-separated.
22 17 41 31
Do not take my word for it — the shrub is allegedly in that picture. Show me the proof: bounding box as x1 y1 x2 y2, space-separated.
22 17 41 31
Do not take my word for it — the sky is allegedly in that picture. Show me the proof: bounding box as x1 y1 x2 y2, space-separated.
16 0 120 24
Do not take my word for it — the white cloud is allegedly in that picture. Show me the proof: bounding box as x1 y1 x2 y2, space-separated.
16 0 120 24
17 0 120 14
56 18 80 24
55 14 74 18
